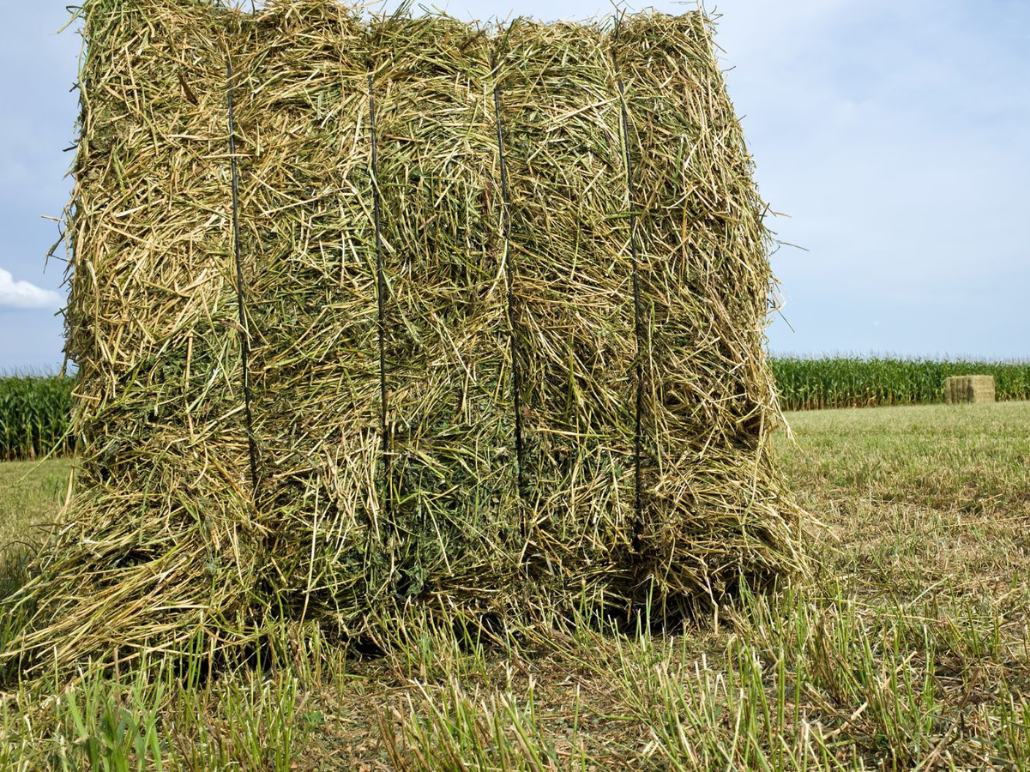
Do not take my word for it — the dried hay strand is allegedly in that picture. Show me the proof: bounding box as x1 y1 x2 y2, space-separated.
944 375 996 404
5 0 805 675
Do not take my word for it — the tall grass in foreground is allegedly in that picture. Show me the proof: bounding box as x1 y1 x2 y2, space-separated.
771 356 1030 411
6 586 1028 770
0 375 74 461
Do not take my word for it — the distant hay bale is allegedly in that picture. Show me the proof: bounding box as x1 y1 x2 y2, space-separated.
945 375 996 404
8 0 805 673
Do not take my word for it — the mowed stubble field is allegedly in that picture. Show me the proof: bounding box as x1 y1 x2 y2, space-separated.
0 403 1028 770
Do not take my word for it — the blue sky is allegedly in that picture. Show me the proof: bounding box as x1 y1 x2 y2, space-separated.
0 1 1027 371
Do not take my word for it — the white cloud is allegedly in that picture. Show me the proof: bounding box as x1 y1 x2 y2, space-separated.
0 267 62 309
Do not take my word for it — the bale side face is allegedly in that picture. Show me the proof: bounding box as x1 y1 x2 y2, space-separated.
615 14 801 607
19 0 804 671
945 375 996 404
235 1 379 630
20 0 263 668
497 21 638 606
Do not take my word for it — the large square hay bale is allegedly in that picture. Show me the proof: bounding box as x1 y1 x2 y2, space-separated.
945 375 996 404
10 0 805 672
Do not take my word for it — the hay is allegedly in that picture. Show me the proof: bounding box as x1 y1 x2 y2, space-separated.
614 14 796 607
945 375 996 404
496 20 639 605
7 0 804 673
235 0 381 635
13 0 261 667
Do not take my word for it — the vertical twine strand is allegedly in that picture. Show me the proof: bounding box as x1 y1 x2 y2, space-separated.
614 72 645 528
225 51 259 493
368 71 391 519
490 58 526 499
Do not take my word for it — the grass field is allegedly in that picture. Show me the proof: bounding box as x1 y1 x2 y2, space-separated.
0 403 1028 769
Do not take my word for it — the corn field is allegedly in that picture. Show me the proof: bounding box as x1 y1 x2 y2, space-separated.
0 375 74 461
772 357 1030 411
